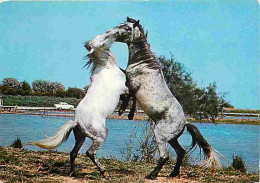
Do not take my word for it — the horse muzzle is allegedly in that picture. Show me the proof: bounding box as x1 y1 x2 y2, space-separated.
84 41 95 54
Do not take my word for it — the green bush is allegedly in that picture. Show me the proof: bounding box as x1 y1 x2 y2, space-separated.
2 95 81 107
10 137 23 149
232 154 246 173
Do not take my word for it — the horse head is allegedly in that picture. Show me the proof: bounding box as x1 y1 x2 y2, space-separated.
84 33 116 54
84 34 117 70
106 17 147 44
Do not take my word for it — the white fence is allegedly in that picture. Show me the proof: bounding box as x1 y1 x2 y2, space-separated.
17 106 56 110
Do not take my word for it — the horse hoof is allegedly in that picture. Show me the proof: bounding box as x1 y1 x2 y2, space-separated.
128 114 134 120
169 171 179 178
100 171 110 179
145 174 157 180
69 170 76 177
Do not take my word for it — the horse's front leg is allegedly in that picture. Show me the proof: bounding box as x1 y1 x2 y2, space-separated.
118 93 137 120
118 94 131 116
119 67 137 119
128 96 136 120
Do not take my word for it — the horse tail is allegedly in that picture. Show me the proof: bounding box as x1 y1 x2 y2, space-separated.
185 122 224 169
30 120 77 149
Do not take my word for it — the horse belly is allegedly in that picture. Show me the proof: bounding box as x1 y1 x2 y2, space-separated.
136 90 169 117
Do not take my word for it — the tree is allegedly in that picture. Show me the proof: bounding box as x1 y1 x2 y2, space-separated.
1 86 17 95
66 87 85 99
205 82 219 122
218 91 230 118
2 78 20 89
55 89 66 98
223 102 234 108
1 77 21 95
20 81 32 96
158 54 234 120
194 87 208 119
32 80 50 93
49 82 65 93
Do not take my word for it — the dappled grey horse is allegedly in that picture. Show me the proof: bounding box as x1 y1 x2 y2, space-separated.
102 17 223 179
31 33 130 177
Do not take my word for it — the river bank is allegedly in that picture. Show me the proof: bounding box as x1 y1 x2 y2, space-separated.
0 147 258 183
1 111 259 125
109 114 260 125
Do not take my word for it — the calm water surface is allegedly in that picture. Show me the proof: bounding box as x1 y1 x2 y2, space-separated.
0 114 258 172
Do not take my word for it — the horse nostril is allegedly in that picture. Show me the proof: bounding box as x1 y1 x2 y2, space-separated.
84 42 92 51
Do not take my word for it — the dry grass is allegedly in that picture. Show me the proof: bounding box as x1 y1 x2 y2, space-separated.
0 147 258 183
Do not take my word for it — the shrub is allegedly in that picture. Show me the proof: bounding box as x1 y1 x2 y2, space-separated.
55 89 66 98
232 154 246 173
120 122 157 163
10 137 23 149
2 95 81 107
66 87 85 99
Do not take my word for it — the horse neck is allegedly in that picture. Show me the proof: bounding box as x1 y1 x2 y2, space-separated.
127 39 160 70
91 50 117 74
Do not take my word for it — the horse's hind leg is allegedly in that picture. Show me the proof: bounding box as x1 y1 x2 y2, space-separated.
86 129 108 177
70 128 86 175
168 139 185 177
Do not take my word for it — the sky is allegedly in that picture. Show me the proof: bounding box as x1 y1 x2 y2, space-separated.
0 0 259 109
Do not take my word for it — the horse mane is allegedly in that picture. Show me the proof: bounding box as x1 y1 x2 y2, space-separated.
83 41 106 74
126 18 160 70
83 53 96 74
83 44 117 74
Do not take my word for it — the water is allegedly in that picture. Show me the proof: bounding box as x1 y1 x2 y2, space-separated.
0 114 259 172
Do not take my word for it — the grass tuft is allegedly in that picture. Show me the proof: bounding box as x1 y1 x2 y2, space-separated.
10 137 23 149
232 154 246 173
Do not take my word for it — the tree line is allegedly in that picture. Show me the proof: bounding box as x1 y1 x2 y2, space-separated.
0 54 233 121
0 78 88 99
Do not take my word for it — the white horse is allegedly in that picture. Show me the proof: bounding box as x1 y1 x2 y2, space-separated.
31 33 128 177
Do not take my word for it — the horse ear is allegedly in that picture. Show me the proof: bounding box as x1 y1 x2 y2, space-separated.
145 31 148 38
127 17 131 22
133 20 140 28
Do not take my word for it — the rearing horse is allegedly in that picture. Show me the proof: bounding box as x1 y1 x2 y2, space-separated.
30 33 130 177
103 17 223 179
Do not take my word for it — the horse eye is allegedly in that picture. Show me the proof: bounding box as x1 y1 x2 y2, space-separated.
124 27 132 31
